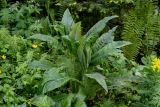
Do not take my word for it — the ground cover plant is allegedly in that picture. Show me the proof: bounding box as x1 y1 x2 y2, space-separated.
0 0 160 107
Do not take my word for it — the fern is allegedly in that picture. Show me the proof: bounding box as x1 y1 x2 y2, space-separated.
0 0 7 8
122 0 160 59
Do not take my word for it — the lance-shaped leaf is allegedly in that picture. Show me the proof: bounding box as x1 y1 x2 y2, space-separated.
61 9 74 33
69 22 81 41
29 59 54 70
85 15 118 37
93 26 117 52
85 72 108 92
28 34 55 43
91 41 131 63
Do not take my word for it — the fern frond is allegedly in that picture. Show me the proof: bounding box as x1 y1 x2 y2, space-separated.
0 0 7 8
122 11 144 59
122 1 160 59
144 16 160 54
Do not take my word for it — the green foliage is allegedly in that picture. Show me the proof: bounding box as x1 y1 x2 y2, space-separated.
0 0 159 107
85 73 108 92
85 15 118 37
31 95 55 107
42 68 71 94
122 0 160 59
109 0 134 3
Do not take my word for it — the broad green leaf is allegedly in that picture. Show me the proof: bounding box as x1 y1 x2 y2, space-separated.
61 9 74 33
31 95 55 107
106 41 131 49
85 72 108 92
42 68 71 93
69 22 81 41
85 15 118 37
28 34 55 43
29 60 54 70
92 41 131 63
93 26 117 52
93 41 131 57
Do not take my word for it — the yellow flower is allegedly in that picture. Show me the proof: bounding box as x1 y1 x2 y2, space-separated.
32 44 38 49
1 55 6 60
152 57 160 71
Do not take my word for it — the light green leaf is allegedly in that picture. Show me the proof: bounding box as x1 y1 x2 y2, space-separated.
28 34 55 43
85 72 108 92
85 15 118 37
42 68 71 93
92 41 131 63
93 41 131 57
17 104 27 107
69 22 81 41
31 95 55 107
106 41 131 49
75 90 87 107
77 44 86 69
84 45 92 68
61 9 74 33
29 60 54 70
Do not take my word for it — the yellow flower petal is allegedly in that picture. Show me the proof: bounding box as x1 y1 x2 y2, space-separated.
32 44 38 49
1 55 6 60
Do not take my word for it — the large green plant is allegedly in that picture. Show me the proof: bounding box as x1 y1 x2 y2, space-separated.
28 9 132 106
